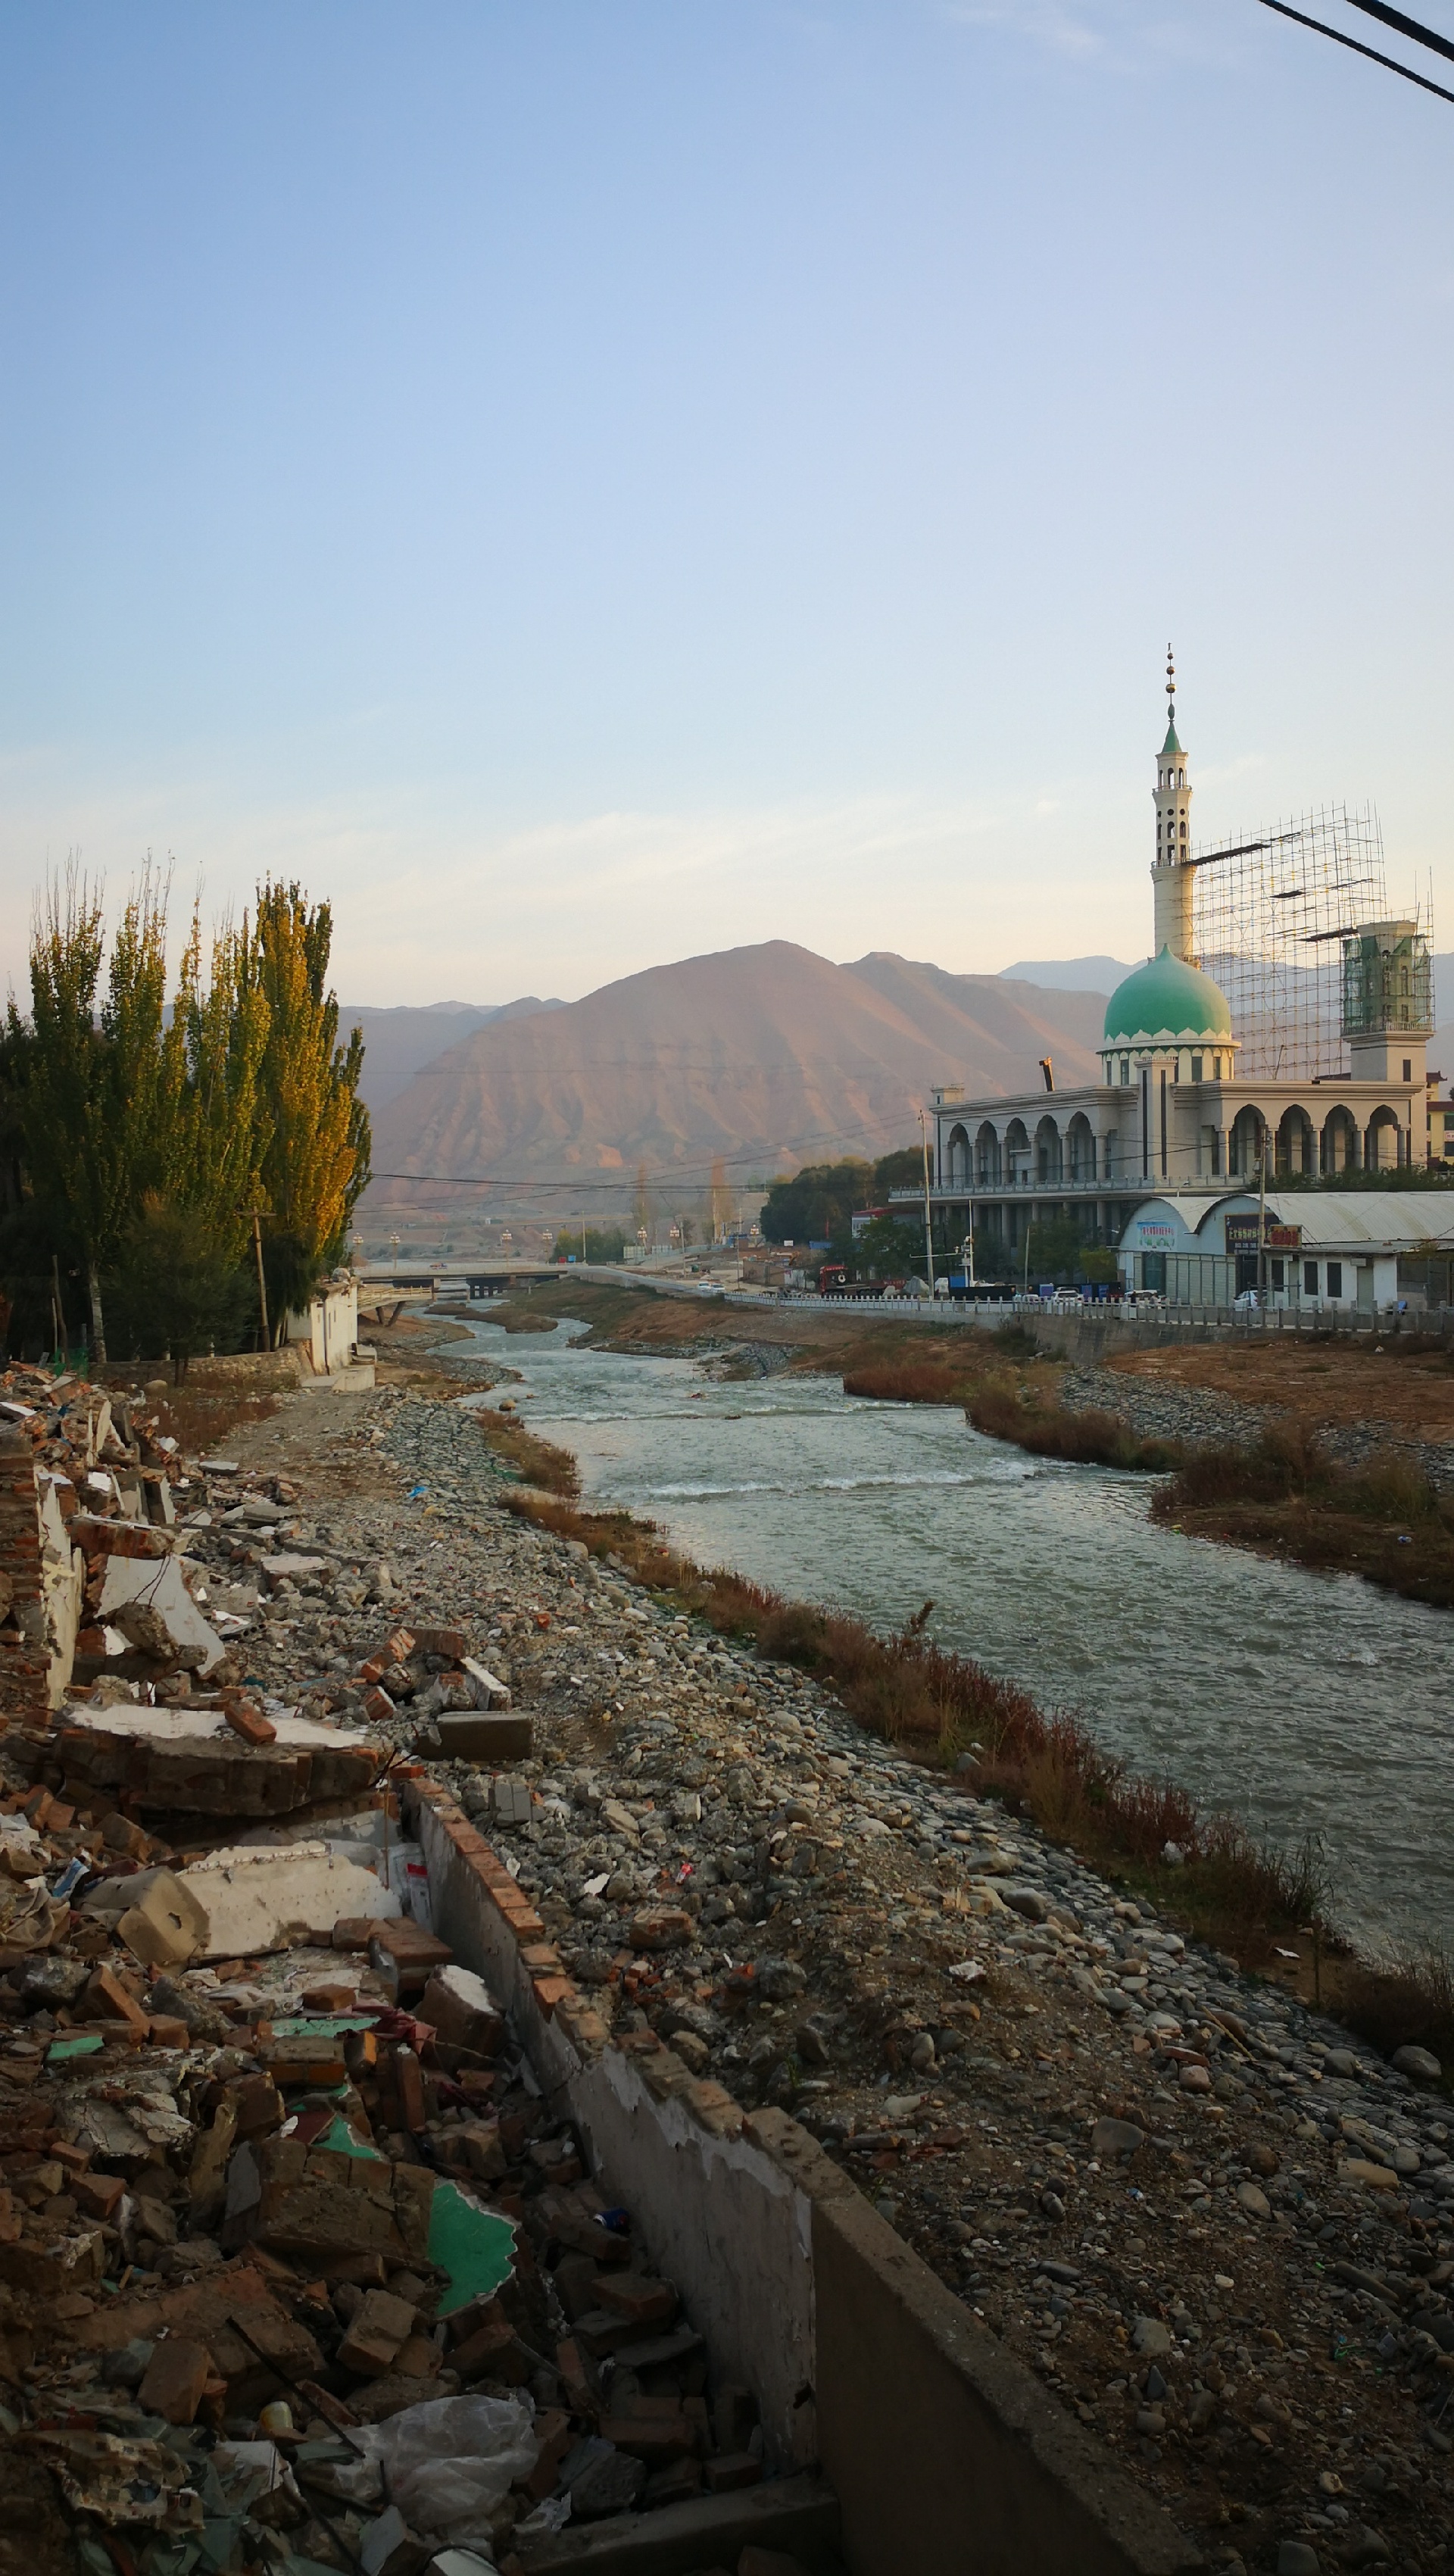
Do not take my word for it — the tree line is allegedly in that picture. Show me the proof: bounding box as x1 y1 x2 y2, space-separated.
0 868 370 1375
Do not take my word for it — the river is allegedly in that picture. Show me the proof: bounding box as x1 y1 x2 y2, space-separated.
451 1312 1452 1953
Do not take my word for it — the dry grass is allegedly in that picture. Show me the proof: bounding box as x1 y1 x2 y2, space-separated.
969 1383 1184 1472
472 1408 580 1498
842 1359 980 1404
1155 1426 1454 1609
1339 1945 1454 2072
141 1370 290 1457
498 1482 1320 1969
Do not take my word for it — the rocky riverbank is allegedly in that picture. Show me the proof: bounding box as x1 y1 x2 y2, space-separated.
1062 1365 1454 1492
220 1369 1454 2576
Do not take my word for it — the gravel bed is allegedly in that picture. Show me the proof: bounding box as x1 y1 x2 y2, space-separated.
213 1379 1454 2574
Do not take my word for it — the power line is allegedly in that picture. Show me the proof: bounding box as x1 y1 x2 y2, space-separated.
364 1109 946 1198
1340 0 1454 67
1254 0 1454 100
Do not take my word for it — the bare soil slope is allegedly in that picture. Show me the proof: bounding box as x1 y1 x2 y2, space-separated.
370 940 1106 1192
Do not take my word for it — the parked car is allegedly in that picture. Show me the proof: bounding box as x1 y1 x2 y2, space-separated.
1234 1288 1262 1311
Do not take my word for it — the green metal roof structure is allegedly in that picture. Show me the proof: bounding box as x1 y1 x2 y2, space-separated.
1103 946 1233 1045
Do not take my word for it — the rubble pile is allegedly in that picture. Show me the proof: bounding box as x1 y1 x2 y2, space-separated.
207 1375 1454 2576
4 1347 1453 2571
0 1366 810 2576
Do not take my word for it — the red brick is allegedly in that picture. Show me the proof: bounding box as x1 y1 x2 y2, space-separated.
223 1699 276 1747
704 2454 763 2493
71 2170 125 2222
83 1965 148 2036
597 2274 677 2328
139 2335 212 2425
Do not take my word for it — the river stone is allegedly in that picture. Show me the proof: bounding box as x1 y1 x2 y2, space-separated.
1392 2044 1442 2085
1338 2157 1399 2191
1277 2545 1322 2576
1236 2181 1271 2220
1132 2316 1172 2355
999 1884 1052 1922
1091 2117 1144 2159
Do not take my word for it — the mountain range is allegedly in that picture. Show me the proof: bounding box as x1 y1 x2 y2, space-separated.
364 941 1109 1205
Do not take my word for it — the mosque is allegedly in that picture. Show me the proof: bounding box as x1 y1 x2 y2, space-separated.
906 663 1437 1303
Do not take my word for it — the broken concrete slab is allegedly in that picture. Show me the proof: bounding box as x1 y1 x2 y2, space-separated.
513 2471 843 2574
460 1656 511 1708
116 1868 211 1970
96 1552 226 1675
420 1965 506 2058
56 1700 386 1815
176 1840 402 1958
429 1711 533 1761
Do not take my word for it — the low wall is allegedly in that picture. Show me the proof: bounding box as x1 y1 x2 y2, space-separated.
405 1773 1205 2576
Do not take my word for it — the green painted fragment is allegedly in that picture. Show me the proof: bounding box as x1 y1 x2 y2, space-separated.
429 2178 516 2315
311 2115 514 2309
48 2034 105 2062
303 2112 512 2318
317 2112 383 2159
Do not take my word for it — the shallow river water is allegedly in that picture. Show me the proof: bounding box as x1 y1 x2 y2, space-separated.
454 1313 1452 1952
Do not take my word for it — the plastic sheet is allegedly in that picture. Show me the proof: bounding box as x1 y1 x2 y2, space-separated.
354 2392 538 2541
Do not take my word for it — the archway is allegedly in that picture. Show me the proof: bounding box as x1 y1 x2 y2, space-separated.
1004 1118 1031 1185
1066 1113 1096 1184
1320 1105 1360 1177
1275 1105 1315 1178
944 1123 970 1188
1035 1115 1062 1185
975 1123 1001 1187
1228 1105 1268 1178
1365 1105 1403 1172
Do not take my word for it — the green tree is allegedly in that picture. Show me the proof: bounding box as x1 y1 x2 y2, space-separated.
851 1214 925 1278
158 907 272 1267
554 1225 626 1263
239 885 371 1335
12 869 125 1359
761 1158 875 1245
109 1197 254 1382
872 1147 923 1194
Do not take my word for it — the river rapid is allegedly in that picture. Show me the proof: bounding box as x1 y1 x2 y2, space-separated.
452 1312 1452 1953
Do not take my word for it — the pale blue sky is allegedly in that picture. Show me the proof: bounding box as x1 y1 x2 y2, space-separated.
2 0 1451 1003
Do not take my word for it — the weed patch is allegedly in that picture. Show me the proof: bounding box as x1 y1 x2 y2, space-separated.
969 1385 1182 1471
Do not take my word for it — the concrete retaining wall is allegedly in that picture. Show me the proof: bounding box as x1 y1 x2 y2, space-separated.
405 1773 1206 2576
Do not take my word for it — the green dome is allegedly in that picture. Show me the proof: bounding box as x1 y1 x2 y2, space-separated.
1103 947 1232 1046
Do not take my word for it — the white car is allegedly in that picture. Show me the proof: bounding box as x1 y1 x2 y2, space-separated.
1234 1288 1261 1310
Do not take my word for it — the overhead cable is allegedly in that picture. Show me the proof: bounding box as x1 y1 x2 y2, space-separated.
1254 0 1454 99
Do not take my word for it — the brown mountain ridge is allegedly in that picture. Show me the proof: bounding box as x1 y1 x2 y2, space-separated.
367 939 1109 1200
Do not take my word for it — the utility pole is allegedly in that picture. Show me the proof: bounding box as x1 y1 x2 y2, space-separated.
1258 1126 1269 1306
51 1254 64 1366
580 1212 587 1264
917 1109 935 1296
252 1211 270 1350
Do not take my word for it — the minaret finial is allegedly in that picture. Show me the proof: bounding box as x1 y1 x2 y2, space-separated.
1165 642 1175 710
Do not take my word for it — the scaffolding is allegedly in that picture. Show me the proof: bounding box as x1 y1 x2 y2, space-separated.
1190 804 1388 1081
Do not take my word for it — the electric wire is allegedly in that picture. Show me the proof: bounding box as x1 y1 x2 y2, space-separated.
1339 0 1454 67
1254 0 1454 100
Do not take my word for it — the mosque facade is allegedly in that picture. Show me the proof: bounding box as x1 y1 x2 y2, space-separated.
906 670 1434 1268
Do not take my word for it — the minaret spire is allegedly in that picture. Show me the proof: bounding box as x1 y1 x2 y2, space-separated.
1151 646 1193 958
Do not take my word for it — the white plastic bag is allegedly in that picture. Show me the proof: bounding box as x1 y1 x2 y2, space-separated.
357 2393 538 2540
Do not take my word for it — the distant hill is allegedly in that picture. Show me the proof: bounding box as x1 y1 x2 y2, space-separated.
342 998 563 1110
998 955 1133 994
367 940 1106 1207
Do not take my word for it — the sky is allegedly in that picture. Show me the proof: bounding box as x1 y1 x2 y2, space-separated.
2 0 1452 1007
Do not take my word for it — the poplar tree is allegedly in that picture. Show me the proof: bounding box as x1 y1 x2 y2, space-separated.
239 883 371 1332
